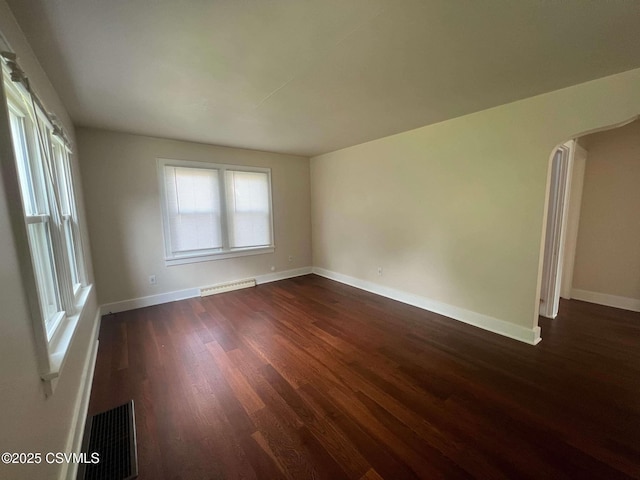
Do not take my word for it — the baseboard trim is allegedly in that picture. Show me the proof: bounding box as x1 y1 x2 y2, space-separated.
96 266 542 344
255 266 313 285
61 310 101 480
571 289 640 312
100 288 200 316
312 267 541 345
100 267 313 316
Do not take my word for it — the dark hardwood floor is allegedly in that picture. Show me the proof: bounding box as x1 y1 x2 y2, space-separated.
88 274 640 479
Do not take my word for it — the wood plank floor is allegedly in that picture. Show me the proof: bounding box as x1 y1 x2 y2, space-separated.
88 274 640 479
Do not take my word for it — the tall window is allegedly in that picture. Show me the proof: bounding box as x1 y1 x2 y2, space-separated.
3 65 86 342
8 106 63 335
52 140 84 293
159 159 274 265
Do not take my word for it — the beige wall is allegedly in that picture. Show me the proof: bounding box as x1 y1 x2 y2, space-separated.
572 120 640 300
77 128 311 305
0 2 99 479
311 68 640 338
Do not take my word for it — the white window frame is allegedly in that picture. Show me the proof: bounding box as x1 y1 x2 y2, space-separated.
51 137 86 297
158 158 275 266
2 61 91 395
7 101 64 335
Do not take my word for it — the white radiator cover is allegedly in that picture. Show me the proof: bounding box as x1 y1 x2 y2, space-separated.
200 278 256 297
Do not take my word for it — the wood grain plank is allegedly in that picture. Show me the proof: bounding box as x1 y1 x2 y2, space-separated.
88 275 640 480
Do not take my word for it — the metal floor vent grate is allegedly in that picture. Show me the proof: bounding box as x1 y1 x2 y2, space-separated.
77 400 138 480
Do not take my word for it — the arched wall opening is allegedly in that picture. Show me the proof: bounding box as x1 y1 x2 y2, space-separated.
535 114 639 331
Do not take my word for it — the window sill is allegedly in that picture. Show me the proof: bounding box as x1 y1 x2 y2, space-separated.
41 284 93 396
165 246 275 266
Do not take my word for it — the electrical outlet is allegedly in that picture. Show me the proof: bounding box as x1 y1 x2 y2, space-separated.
377 266 383 276
270 266 276 272
288 255 293 262
149 274 157 285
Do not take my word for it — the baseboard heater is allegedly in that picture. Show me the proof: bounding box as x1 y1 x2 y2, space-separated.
200 278 256 297
77 400 138 480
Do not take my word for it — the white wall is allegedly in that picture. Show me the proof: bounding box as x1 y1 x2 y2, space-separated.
572 120 640 306
311 68 640 343
0 2 99 479
76 128 312 306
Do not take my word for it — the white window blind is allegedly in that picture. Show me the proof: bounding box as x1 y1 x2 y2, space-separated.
165 166 222 253
159 159 274 264
225 170 271 249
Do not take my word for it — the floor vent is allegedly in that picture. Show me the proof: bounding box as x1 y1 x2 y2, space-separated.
77 400 138 480
200 278 256 297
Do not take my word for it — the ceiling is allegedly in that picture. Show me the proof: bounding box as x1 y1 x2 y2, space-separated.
6 0 640 157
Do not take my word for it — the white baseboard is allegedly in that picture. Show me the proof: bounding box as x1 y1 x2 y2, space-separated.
100 267 313 316
97 266 543 345
312 267 542 345
61 311 101 480
100 287 200 316
255 266 312 285
571 288 640 312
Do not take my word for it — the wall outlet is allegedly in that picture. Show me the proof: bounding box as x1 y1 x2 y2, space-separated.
288 255 293 262
377 266 383 276
270 266 276 272
149 274 157 285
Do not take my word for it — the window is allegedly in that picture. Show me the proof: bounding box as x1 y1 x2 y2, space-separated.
52 140 85 294
158 159 274 265
2 57 89 391
8 106 65 337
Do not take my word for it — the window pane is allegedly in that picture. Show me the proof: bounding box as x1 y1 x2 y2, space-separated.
165 166 222 253
27 221 61 330
53 142 71 215
26 124 51 216
225 171 271 248
63 218 79 287
8 111 38 215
